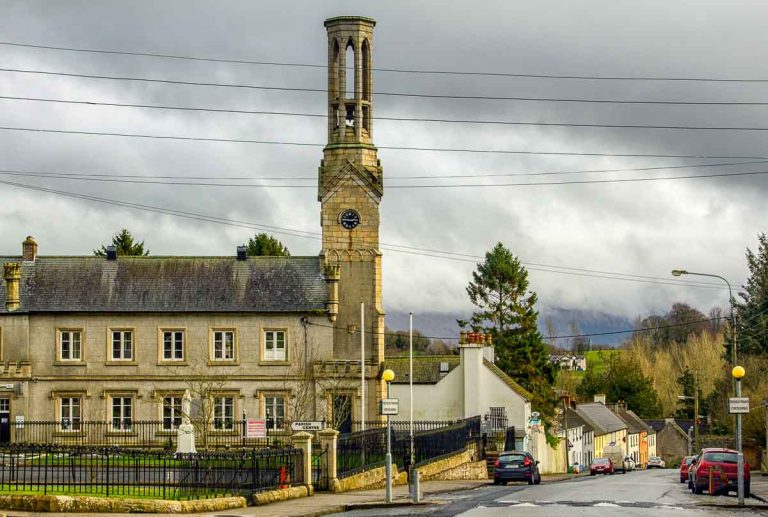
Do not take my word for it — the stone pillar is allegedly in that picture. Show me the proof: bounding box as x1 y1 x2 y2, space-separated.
22 236 37 262
319 428 339 491
292 431 313 487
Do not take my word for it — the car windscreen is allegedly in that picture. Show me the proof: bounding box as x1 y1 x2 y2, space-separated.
702 452 738 463
499 454 527 464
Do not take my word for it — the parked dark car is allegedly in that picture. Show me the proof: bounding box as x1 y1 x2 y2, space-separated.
690 448 750 496
590 457 614 475
680 455 696 483
493 451 541 485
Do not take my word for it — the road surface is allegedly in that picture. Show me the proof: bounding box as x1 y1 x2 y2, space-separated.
333 469 763 516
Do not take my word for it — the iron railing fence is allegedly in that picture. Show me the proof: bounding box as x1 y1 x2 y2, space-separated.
0 444 303 499
336 427 387 477
9 421 297 449
338 416 483 477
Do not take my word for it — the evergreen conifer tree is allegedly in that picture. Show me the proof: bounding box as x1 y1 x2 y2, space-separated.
736 233 768 355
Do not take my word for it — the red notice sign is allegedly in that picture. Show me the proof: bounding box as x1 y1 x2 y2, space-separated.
246 418 267 438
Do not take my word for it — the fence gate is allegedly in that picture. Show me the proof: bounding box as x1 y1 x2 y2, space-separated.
312 444 329 491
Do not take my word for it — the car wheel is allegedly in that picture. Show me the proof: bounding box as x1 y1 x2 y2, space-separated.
590 472 595 476
745 483 750 497
534 474 541 485
528 476 534 485
493 479 500 485
687 480 693 489
694 485 703 495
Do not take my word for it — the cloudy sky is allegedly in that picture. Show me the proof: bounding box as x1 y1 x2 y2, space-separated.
1 0 766 325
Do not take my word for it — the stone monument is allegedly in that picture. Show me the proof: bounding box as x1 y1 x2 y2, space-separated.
176 389 196 454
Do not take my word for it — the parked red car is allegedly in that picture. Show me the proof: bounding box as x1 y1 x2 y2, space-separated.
679 455 696 483
590 457 614 475
690 448 750 496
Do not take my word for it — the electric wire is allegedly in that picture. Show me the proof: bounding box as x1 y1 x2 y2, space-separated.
9 94 768 132
3 125 768 160
2 166 767 188
4 68 768 107
0 175 734 290
1 159 765 181
3 41 768 83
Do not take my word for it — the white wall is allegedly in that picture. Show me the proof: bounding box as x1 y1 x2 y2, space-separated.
390 367 463 420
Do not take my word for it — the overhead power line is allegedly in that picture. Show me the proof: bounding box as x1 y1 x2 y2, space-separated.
4 68 768 106
1 159 765 181
3 125 768 160
2 166 768 188
0 175 734 290
3 40 768 83
9 94 768 132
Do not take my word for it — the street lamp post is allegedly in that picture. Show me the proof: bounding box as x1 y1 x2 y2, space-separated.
671 269 736 366
732 365 746 506
382 368 395 504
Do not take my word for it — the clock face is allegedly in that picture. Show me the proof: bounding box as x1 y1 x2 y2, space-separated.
339 209 361 230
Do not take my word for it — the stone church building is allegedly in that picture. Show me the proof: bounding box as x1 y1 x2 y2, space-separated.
0 16 385 441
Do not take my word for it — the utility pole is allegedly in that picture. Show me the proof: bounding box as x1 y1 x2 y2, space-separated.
563 397 570 473
693 372 700 454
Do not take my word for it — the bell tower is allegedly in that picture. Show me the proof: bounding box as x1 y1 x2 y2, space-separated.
319 16 384 366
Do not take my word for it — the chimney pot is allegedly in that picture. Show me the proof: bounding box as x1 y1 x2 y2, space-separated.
236 245 247 261
106 246 117 260
22 236 37 262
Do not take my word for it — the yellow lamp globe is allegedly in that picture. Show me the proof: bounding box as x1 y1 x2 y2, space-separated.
732 365 746 379
382 369 395 382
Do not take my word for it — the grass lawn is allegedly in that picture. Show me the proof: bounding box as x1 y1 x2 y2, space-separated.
585 349 621 373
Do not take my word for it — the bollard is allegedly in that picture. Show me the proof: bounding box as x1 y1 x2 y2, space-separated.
411 469 421 503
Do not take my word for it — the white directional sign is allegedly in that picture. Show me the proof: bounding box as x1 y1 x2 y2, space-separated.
729 397 750 414
290 421 325 432
380 398 399 416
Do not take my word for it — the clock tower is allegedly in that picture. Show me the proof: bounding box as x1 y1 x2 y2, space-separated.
319 16 384 367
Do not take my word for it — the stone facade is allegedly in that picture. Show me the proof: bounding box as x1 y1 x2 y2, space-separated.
0 16 388 438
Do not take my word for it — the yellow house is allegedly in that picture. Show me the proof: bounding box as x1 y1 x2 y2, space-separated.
575 402 628 459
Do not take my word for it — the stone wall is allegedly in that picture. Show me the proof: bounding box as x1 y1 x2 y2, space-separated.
416 450 488 481
0 494 246 513
334 464 407 492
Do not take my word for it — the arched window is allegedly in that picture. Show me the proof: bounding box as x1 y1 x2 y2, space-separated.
362 39 370 100
345 41 355 99
332 40 340 99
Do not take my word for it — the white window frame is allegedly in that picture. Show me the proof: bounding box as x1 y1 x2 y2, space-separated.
59 330 82 361
263 330 286 361
162 395 182 431
111 330 133 361
162 330 185 361
213 396 235 430
111 396 133 431
212 330 235 361
59 396 82 431
264 395 286 430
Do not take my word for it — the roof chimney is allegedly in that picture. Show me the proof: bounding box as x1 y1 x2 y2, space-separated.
3 262 21 311
105 246 117 260
22 236 37 262
236 245 247 261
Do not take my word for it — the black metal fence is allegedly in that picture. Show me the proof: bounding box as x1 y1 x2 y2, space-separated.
337 416 483 478
9 421 295 449
0 444 303 500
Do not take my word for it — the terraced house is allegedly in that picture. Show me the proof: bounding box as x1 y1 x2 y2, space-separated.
0 16 387 444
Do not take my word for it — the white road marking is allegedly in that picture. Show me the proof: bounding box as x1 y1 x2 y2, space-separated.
593 502 620 507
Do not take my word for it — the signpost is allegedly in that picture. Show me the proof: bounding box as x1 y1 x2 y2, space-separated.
290 421 325 432
246 418 267 439
380 398 399 416
729 397 750 414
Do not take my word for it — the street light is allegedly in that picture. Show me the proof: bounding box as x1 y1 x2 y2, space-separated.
670 269 737 366
382 368 395 504
732 365 746 506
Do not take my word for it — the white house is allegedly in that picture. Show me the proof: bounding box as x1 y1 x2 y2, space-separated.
387 338 532 450
563 408 593 469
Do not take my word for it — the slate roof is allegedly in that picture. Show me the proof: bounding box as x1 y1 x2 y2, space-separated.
386 356 460 384
574 403 628 435
646 418 704 435
617 407 655 435
0 256 327 313
562 408 594 433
